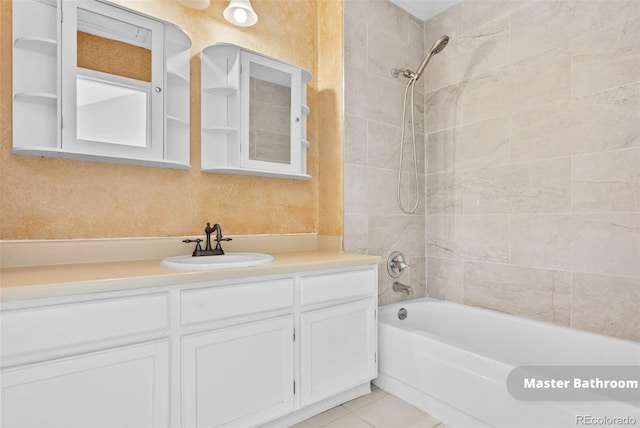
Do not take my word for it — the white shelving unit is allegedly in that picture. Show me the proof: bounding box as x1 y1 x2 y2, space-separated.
12 0 59 153
201 43 312 180
12 0 192 169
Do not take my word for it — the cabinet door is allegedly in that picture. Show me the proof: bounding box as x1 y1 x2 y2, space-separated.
182 316 294 428
239 50 302 174
300 299 377 406
60 0 165 161
1 341 169 428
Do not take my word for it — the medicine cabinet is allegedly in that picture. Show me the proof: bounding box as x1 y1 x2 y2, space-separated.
12 0 191 169
201 43 311 180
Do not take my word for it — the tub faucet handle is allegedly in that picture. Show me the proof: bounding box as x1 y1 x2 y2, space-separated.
387 251 408 278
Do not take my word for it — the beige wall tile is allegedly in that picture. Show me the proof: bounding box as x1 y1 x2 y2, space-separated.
462 157 571 214
343 214 368 254
511 214 640 277
427 15 509 94
400 172 427 216
461 0 526 33
426 116 509 174
343 164 403 215
368 215 425 258
409 256 427 298
425 83 463 132
408 15 425 54
426 214 510 262
572 148 640 213
344 114 368 165
345 65 404 126
343 0 409 43
511 84 640 162
464 261 571 325
344 13 367 71
572 273 640 342
463 45 570 124
426 172 463 215
571 17 640 98
368 27 418 82
367 121 402 170
426 3 462 45
511 1 640 64
426 256 464 303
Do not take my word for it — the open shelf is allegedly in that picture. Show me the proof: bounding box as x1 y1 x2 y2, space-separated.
14 37 57 57
14 92 57 107
203 86 237 97
202 126 237 135
167 115 189 128
167 69 189 87
201 166 311 180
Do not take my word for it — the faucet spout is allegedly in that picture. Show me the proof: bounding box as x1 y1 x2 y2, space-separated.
185 222 233 256
392 281 414 295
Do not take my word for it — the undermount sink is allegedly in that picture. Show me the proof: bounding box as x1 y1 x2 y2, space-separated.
162 253 274 270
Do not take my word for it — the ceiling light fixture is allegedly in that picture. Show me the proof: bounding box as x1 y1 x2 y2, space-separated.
223 0 258 27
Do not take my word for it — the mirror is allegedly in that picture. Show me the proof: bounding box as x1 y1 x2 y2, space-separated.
75 7 152 148
13 0 191 168
248 63 292 165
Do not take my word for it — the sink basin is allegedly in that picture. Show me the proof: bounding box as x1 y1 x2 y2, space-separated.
162 253 274 270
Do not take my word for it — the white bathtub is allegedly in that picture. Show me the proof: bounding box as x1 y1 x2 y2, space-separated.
374 298 640 428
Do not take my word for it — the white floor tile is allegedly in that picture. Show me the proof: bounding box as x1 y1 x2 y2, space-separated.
290 406 350 428
353 395 441 428
321 413 373 428
341 386 388 412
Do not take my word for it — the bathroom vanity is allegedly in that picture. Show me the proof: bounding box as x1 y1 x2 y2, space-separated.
0 253 379 428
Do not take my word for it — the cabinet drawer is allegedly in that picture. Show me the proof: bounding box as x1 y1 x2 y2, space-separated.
299 268 376 306
1 294 169 359
181 278 294 325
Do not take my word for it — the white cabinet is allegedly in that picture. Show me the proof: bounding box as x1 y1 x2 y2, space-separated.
200 43 311 180
300 299 377 407
12 0 191 169
182 316 294 428
0 264 377 428
1 341 169 428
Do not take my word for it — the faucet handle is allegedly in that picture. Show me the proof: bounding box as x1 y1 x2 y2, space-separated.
183 238 203 244
183 238 204 257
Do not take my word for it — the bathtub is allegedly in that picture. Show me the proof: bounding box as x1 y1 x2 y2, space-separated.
374 298 640 428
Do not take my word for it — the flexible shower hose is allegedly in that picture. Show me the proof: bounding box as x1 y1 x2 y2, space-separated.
397 77 420 214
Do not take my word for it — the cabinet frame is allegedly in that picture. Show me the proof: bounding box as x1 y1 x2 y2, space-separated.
11 0 192 169
200 43 312 180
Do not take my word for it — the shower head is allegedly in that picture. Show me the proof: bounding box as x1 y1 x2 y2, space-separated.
413 35 449 81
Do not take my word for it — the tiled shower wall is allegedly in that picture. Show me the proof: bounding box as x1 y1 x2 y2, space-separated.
423 1 640 341
342 1 427 305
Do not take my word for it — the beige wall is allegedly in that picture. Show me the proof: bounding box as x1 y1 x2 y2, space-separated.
0 0 343 240
423 1 640 341
317 0 344 239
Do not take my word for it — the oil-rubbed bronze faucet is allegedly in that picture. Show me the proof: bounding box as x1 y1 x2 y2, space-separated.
183 222 233 256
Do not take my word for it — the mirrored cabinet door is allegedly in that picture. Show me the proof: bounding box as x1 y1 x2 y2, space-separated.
61 0 164 161
12 0 191 169
240 51 301 175
201 43 311 180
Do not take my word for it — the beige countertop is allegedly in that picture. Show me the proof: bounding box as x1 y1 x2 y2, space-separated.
0 251 381 301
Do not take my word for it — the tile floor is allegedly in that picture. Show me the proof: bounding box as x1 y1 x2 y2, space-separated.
291 385 449 428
